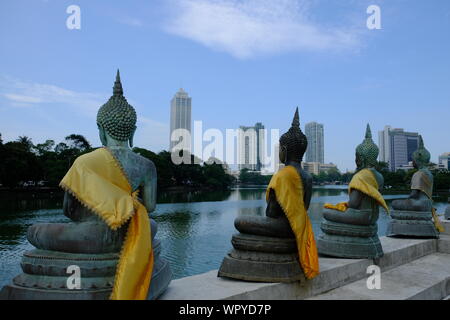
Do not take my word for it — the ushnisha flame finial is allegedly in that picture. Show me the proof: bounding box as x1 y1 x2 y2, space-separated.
365 123 372 139
292 107 300 128
113 69 124 97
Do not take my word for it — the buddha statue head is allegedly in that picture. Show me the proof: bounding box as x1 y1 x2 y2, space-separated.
412 136 430 169
97 70 137 148
279 107 307 164
355 124 379 170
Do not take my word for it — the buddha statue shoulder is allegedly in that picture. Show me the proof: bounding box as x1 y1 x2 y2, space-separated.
2 70 171 300
323 124 389 226
391 136 433 212
317 124 388 259
387 136 443 238
225 108 319 281
27 70 157 254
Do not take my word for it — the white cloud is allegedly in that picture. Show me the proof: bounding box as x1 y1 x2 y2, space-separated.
164 0 359 59
0 75 105 117
0 75 169 152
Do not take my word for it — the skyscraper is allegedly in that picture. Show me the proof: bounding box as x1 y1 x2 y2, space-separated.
378 126 420 171
170 88 192 151
438 152 450 170
305 122 324 164
238 122 265 171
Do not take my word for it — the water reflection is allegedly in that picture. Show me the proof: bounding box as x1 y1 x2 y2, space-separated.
0 187 448 288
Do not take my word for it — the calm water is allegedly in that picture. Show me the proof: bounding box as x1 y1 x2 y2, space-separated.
0 187 448 288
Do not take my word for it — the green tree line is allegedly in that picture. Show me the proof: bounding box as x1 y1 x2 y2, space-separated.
0 134 235 191
312 161 450 191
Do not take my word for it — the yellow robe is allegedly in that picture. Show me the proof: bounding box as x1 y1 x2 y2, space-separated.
59 147 153 300
324 168 389 213
266 165 319 279
411 170 444 232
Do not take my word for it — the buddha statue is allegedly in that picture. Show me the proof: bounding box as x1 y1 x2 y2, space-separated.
218 108 319 282
0 71 172 300
317 124 388 259
387 136 444 238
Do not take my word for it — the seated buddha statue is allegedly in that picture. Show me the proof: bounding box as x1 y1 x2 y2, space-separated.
387 136 444 238
0 71 171 300
218 108 319 282
317 124 389 259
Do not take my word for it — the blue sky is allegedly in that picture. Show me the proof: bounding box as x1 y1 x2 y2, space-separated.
0 0 449 171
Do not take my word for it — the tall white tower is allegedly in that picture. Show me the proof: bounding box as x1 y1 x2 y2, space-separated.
170 88 192 151
305 122 324 164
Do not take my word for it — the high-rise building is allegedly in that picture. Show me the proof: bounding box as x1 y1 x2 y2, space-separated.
305 122 324 164
378 126 420 171
378 125 392 163
439 152 450 170
170 88 192 151
238 122 265 171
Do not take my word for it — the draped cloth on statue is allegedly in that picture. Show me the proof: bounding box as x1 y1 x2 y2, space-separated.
266 166 319 279
411 170 433 199
411 170 444 232
324 168 389 213
59 147 153 300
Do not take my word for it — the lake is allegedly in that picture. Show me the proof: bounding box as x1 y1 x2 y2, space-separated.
0 187 448 288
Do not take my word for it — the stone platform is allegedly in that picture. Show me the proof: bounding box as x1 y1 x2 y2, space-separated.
386 210 439 238
218 233 303 282
0 238 172 300
161 218 450 300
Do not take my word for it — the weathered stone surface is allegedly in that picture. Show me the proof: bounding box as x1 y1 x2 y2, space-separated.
218 249 303 283
1 238 171 300
391 210 434 221
20 249 119 277
231 233 297 254
309 253 450 300
387 210 439 239
320 219 378 237
317 232 383 259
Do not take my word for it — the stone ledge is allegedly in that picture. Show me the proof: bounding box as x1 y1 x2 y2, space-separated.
308 253 450 300
438 235 450 254
160 237 437 300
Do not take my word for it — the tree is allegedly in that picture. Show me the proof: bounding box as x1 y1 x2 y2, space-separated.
35 140 55 156
65 134 91 152
17 136 34 152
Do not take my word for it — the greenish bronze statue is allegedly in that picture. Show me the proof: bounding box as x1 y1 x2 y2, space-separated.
219 108 320 282
0 71 172 300
317 125 388 259
387 136 442 238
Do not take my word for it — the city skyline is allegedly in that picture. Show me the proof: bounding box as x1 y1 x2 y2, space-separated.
1 1 449 171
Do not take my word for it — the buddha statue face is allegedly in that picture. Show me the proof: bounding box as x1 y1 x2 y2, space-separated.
279 108 307 164
355 124 379 170
412 136 430 169
96 70 137 148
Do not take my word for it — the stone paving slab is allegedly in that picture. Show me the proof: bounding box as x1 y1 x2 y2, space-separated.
308 253 450 300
